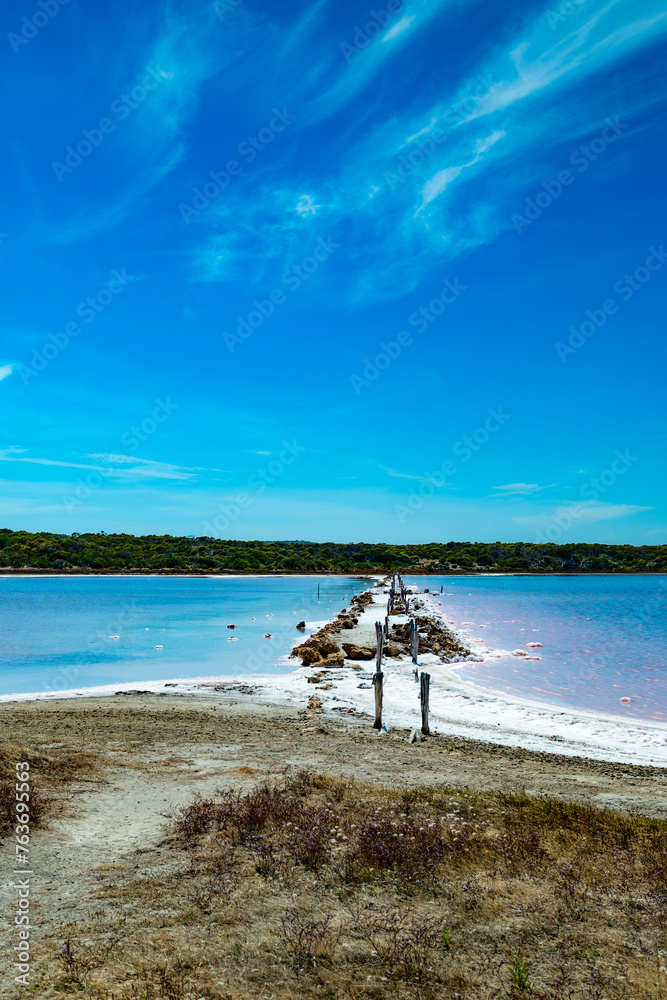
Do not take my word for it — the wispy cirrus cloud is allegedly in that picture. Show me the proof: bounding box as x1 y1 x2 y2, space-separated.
383 15 416 42
379 465 428 482
0 363 17 382
418 129 506 209
0 450 194 481
47 6 236 245
188 0 666 303
514 501 653 529
87 453 148 465
493 482 555 497
299 0 457 124
379 464 453 485
88 453 230 474
295 194 322 217
456 0 667 124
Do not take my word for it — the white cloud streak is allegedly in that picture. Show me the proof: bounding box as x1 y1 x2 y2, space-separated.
187 0 666 302
493 482 555 497
382 15 416 42
0 450 194 481
514 502 653 528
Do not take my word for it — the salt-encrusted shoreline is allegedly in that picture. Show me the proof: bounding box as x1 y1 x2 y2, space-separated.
3 581 667 768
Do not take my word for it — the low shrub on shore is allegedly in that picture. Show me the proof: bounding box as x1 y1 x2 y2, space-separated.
0 742 103 832
0 745 53 831
0 778 46 832
25 770 667 999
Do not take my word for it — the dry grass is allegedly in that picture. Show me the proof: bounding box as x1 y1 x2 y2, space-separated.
0 741 103 831
0 742 104 783
22 771 667 999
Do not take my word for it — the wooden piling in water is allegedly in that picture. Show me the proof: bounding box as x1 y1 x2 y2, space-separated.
420 671 430 735
375 621 384 672
373 670 384 729
409 617 419 664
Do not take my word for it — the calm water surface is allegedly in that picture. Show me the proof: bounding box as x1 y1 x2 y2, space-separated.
0 575 365 696
2 574 666 721
407 574 667 721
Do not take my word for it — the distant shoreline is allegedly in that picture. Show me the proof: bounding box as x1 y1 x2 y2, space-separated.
3 532 663 575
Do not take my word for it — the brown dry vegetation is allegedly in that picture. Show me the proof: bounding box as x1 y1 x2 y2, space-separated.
0 742 103 833
24 770 667 1000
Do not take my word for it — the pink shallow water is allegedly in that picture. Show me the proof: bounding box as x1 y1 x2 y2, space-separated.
408 574 667 722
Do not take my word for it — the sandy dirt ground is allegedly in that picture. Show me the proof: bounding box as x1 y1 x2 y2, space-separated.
3 690 667 990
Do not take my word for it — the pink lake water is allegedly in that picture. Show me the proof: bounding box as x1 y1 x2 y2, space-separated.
407 574 667 722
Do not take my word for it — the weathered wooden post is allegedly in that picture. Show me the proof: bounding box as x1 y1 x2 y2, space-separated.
409 617 419 664
375 621 384 672
383 615 389 639
373 670 384 729
420 671 430 735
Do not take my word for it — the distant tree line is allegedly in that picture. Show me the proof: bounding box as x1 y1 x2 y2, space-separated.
0 530 665 574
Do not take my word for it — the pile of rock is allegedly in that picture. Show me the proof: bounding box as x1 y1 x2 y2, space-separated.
382 644 402 657
341 642 375 661
390 616 470 659
349 591 373 613
336 610 359 629
290 588 379 665
291 632 345 667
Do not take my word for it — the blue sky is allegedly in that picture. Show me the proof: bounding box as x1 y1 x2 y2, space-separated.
1 0 666 544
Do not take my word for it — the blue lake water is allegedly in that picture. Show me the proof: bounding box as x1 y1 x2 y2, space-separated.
0 575 366 696
2 574 666 722
407 574 667 721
